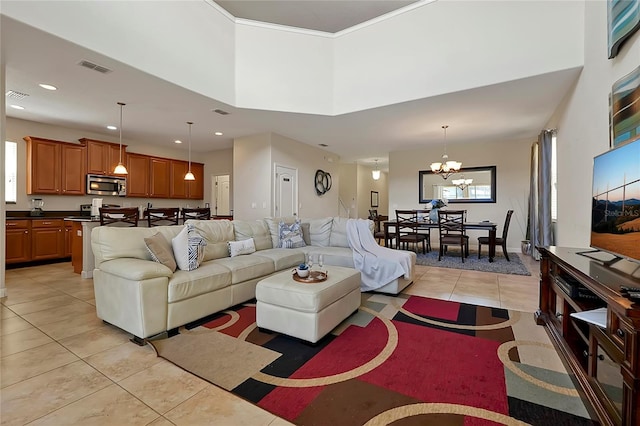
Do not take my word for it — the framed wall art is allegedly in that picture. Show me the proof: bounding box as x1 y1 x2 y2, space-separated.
371 191 379 208
608 0 640 59
611 64 640 148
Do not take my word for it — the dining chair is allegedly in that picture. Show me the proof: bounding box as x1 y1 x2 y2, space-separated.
414 209 432 252
181 207 211 222
478 209 513 261
145 207 180 227
99 207 139 227
437 209 468 262
395 210 428 254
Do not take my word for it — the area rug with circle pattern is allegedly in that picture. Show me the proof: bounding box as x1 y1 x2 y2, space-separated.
150 293 596 425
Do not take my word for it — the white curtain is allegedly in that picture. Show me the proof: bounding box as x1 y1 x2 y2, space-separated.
529 129 555 259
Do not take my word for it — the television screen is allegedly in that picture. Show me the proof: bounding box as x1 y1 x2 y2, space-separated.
591 139 640 262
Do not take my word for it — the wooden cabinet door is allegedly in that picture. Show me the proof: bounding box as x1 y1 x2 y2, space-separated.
6 221 31 264
109 144 126 175
86 141 109 175
170 160 189 199
64 222 73 257
26 138 61 194
126 153 150 197
31 220 64 260
150 158 170 198
187 163 205 200
61 144 86 195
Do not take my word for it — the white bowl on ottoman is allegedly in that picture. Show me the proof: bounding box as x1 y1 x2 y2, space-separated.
256 265 361 344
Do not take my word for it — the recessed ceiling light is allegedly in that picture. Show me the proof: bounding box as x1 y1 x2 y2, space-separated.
107 125 117 130
214 132 223 136
10 105 25 110
174 140 182 144
39 84 57 91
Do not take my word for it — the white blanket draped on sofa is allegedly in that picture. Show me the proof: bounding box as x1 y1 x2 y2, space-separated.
346 219 413 292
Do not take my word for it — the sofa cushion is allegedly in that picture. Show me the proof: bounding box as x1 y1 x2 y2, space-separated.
329 216 350 248
249 248 305 271
233 220 272 251
168 262 232 303
228 238 256 257
213 254 275 284
306 246 355 268
144 232 177 272
302 217 333 247
277 220 306 248
91 225 183 265
263 216 296 248
172 224 207 271
185 219 235 261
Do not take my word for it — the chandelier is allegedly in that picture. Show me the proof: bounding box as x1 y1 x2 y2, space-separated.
452 176 473 190
430 125 461 180
372 159 381 181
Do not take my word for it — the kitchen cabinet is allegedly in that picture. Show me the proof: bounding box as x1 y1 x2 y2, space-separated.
64 221 73 257
31 219 65 261
150 157 171 198
126 153 150 197
170 160 189 199
6 220 31 264
24 136 86 195
81 138 126 176
187 162 204 200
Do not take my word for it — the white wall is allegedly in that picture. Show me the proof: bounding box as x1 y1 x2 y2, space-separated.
357 164 388 219
3 0 584 117
551 1 640 248
339 163 357 218
389 137 532 250
233 133 272 220
6 117 212 212
201 148 234 215
271 133 339 219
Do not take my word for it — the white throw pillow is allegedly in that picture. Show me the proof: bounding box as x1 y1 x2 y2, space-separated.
171 224 207 271
228 238 256 257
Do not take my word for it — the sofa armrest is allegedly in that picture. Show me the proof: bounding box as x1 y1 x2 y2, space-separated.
99 258 173 281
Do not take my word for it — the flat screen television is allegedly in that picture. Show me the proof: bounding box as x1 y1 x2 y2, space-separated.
590 138 640 263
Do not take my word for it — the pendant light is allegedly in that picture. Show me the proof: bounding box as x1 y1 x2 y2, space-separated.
113 102 128 175
184 121 195 181
430 125 462 180
372 159 381 180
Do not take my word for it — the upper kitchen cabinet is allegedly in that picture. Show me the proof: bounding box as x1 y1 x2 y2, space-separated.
80 138 127 176
170 160 189 199
126 153 150 197
25 136 86 195
187 162 204 200
150 157 171 198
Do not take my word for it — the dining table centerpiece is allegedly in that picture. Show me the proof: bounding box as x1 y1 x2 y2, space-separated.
428 198 448 223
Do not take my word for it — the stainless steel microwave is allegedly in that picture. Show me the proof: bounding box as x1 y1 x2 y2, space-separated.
86 174 127 197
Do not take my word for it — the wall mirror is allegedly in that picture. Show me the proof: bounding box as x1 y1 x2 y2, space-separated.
418 166 496 204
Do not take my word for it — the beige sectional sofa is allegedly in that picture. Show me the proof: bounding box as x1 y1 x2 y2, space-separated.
91 217 415 343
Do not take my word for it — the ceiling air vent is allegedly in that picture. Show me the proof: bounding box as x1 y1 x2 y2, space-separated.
78 60 112 74
5 90 29 100
213 109 229 115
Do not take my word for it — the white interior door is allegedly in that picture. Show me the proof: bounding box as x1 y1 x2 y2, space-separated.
212 175 230 216
275 165 297 217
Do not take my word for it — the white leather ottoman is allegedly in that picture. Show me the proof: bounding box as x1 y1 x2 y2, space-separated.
256 265 361 343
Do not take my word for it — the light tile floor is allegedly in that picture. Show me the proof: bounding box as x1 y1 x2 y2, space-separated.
1 254 540 425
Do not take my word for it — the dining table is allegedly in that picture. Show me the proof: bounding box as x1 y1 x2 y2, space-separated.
383 219 499 262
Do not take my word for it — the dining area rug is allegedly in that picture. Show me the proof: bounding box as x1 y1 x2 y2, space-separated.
150 295 595 425
414 250 532 276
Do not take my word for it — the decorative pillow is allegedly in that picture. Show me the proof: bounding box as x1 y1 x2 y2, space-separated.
278 220 306 248
228 238 256 257
144 233 177 272
171 224 207 271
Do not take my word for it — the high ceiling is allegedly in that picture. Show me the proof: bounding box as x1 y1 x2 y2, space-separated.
2 3 580 171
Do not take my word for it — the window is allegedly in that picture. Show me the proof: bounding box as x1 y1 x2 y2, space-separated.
5 141 17 203
551 133 557 221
